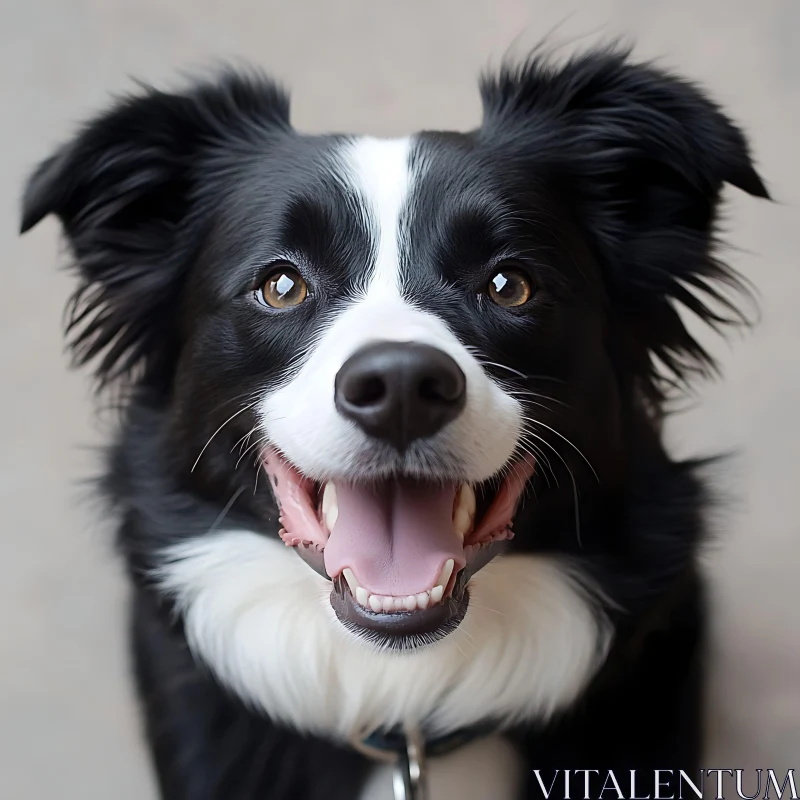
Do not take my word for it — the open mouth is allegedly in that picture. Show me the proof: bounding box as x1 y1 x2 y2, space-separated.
262 449 535 647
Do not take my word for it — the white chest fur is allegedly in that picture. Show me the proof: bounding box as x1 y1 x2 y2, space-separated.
158 531 610 743
358 736 523 800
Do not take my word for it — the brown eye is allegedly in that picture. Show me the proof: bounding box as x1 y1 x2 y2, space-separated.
258 266 308 309
487 268 533 307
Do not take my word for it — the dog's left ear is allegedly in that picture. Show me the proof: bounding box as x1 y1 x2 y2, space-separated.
21 70 290 389
481 48 770 403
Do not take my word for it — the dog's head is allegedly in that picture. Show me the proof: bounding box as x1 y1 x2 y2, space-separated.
22 49 767 735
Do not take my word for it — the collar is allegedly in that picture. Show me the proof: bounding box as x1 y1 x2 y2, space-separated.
353 720 498 762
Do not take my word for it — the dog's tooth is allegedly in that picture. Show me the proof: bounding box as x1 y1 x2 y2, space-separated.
322 482 338 532
454 508 471 539
355 587 369 607
394 597 406 611
342 568 358 595
460 483 476 517
453 483 476 538
382 596 396 613
430 585 444 604
404 595 417 611
321 481 335 513
437 559 454 589
416 592 430 609
369 594 382 613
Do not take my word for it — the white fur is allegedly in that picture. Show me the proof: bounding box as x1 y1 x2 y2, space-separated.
157 530 611 741
344 136 408 296
358 735 524 800
260 136 522 482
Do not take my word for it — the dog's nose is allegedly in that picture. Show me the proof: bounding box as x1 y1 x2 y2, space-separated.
335 342 466 451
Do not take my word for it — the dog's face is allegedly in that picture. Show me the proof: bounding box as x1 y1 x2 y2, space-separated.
22 51 766 737
174 130 622 643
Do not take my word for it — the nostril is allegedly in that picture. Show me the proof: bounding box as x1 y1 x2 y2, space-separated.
348 375 386 407
419 377 441 403
419 373 463 405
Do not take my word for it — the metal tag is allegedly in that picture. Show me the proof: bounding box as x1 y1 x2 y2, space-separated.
391 725 428 800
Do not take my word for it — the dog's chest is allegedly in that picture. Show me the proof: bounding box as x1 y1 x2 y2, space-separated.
357 735 523 800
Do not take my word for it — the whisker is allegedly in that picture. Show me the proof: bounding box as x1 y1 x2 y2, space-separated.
524 375 566 385
232 426 258 454
516 437 556 489
518 423 558 470
528 419 599 482
520 423 584 548
505 389 571 410
475 359 528 379
207 486 245 535
453 641 470 661
467 601 507 618
510 395 567 418
191 399 261 473
205 388 265 419
514 432 552 476
236 434 270 469
572 477 582 548
459 628 477 645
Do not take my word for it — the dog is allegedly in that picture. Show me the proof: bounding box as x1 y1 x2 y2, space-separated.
21 46 768 800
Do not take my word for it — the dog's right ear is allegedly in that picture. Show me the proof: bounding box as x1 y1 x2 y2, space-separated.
21 71 290 388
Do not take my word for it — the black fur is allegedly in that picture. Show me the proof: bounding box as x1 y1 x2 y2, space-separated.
21 47 767 799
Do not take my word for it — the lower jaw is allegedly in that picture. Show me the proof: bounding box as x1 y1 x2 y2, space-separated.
300 539 511 649
330 570 470 649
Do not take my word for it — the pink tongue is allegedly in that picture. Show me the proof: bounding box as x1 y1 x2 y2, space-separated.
323 479 467 596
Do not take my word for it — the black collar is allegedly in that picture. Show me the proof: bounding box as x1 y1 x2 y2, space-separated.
357 721 498 760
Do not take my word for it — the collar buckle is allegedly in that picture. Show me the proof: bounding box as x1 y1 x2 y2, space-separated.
391 725 428 800
350 724 429 800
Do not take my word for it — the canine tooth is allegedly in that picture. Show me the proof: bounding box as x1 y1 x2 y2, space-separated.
437 559 454 589
460 483 476 516
322 482 338 532
454 508 471 539
416 592 430 609
453 484 476 538
430 585 444 604
355 587 369 607
404 595 417 611
454 483 476 517
342 568 358 595
382 596 396 613
369 595 382 613
394 597 405 611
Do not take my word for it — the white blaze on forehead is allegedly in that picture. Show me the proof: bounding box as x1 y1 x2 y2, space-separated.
339 136 412 296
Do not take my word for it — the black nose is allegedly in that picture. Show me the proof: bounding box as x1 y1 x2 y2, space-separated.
335 342 467 451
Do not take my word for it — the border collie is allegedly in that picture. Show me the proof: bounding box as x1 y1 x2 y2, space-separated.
21 47 768 800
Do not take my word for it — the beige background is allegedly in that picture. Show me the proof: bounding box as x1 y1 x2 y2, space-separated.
3 1 798 797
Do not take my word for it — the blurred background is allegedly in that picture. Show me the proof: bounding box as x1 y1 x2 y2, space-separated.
3 1 798 797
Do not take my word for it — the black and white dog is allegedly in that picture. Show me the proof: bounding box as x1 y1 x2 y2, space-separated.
21 47 768 800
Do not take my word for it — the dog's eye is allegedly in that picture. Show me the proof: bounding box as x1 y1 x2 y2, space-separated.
487 268 533 308
258 265 308 309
